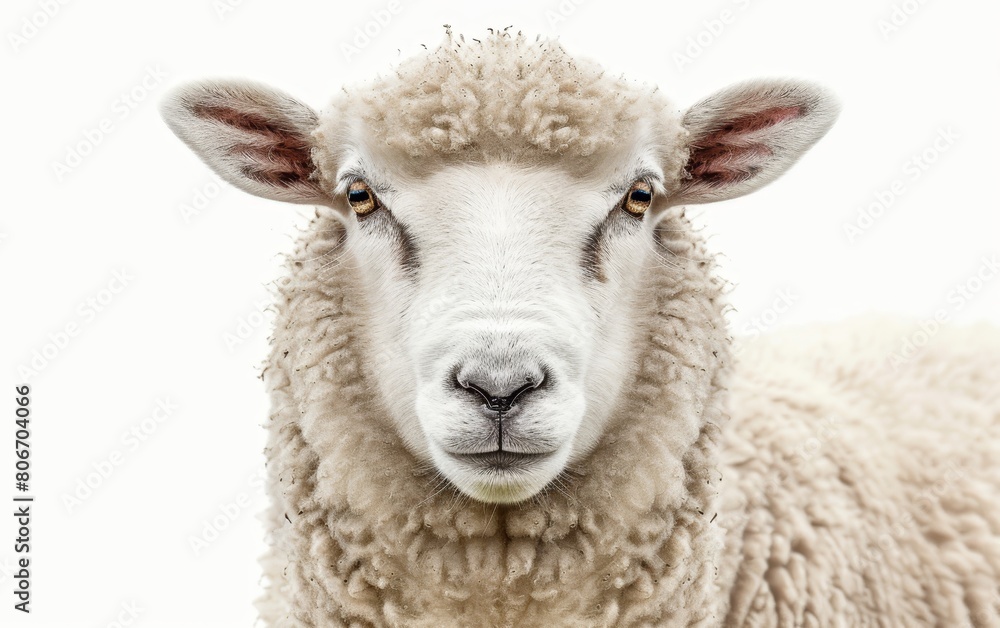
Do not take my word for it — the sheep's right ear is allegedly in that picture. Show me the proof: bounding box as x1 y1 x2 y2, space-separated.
669 79 839 206
160 80 329 206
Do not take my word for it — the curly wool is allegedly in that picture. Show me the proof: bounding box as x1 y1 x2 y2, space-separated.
257 205 731 626
334 28 659 158
250 30 1000 628
717 321 1000 626
257 201 1000 627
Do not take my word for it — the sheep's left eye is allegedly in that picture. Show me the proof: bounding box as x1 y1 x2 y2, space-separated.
622 181 653 216
348 180 381 215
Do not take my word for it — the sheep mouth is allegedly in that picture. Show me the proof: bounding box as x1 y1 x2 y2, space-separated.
448 450 554 471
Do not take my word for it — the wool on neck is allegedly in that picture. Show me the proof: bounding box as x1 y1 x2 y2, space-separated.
257 205 731 627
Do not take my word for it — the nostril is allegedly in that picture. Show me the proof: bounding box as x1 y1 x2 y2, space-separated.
453 367 546 412
459 380 493 406
506 378 540 408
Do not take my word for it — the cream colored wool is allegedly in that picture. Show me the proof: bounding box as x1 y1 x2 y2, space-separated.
718 321 1000 626
337 27 653 158
259 202 1000 626
258 203 730 626
160 29 1000 627
261 227 1000 625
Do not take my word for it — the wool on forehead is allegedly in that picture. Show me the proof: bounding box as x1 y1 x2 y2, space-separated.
325 28 672 159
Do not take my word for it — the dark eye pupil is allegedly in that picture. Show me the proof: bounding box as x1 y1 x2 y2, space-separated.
349 190 370 203
630 189 651 203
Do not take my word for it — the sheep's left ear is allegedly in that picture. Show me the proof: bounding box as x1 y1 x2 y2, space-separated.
160 80 329 206
670 79 839 206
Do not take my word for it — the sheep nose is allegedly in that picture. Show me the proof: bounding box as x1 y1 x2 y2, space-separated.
455 365 545 413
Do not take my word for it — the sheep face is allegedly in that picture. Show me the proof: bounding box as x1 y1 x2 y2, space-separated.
332 144 666 504
161 35 838 505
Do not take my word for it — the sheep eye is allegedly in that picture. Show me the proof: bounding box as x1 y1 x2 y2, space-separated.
622 181 653 216
347 180 381 215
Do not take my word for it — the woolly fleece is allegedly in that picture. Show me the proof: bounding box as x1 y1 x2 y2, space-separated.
325 28 663 161
718 320 1000 626
248 32 1000 627
259 201 729 626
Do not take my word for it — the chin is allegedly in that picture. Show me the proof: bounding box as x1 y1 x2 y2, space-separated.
431 445 572 504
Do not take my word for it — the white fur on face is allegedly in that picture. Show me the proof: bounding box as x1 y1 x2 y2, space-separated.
339 155 662 503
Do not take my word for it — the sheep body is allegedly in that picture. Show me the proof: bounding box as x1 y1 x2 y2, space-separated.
719 321 1000 626
259 200 1000 626
159 30 1000 627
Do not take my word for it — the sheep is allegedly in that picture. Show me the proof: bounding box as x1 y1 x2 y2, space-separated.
160 30 1000 627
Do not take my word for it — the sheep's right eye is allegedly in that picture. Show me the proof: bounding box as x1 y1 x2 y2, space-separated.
622 180 653 216
347 180 381 216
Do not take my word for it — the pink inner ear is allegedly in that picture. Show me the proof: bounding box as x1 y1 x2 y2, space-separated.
688 105 803 186
192 104 315 189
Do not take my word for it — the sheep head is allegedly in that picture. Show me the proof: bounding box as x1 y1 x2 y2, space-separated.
161 33 838 505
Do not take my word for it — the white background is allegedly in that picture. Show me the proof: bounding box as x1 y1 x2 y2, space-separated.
2 0 998 626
